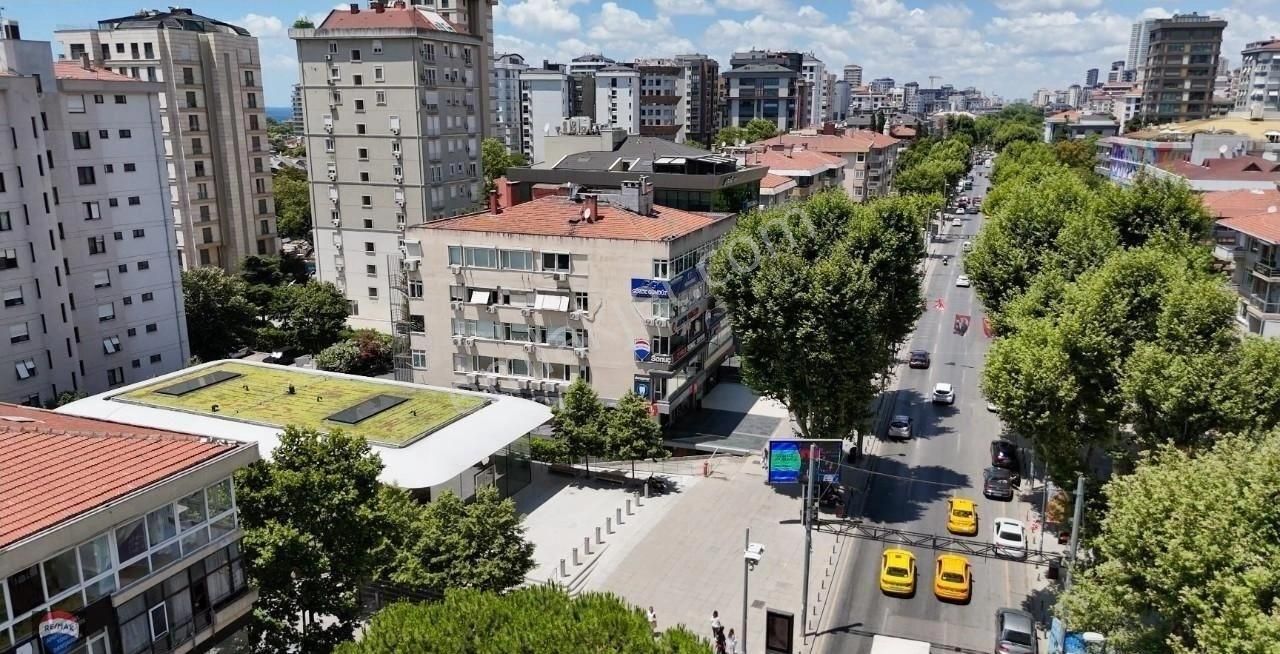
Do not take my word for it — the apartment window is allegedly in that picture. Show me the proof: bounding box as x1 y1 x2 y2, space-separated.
87 236 106 255
114 231 124 241
408 279 423 298
542 252 571 273
114 95 126 104
372 39 383 54
411 350 427 368
72 131 91 149
354 99 365 112
375 90 386 105
188 115 200 131
325 138 335 153
182 67 194 84
356 123 366 135
368 287 379 299
194 161 206 177
142 292 154 302
0 211 9 230
123 296 133 306
119 128 132 138
128 196 141 206
244 70 255 86
123 163 136 172
104 164 115 173
9 322 29 343
150 353 162 364
328 41 338 54
652 259 669 279
574 292 589 312
185 91 197 108
15 358 36 380
103 336 121 354
99 129 109 139
361 195 372 208
353 74 363 86
145 322 157 333
351 49 362 62
192 137 203 155
499 249 534 271
358 147 369 160
374 66 384 82
77 166 96 185
364 242 375 254
4 287 24 307
249 114 259 131
107 367 124 386
97 303 115 322
348 300 359 315
93 270 111 288
202 227 213 244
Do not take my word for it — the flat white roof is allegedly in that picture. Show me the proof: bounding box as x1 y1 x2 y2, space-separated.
57 361 552 489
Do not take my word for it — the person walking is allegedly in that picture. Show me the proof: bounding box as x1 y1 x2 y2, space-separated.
725 628 738 654
710 610 723 640
647 607 658 636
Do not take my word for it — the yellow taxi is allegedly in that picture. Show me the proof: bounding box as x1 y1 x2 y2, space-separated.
946 497 978 536
879 548 917 596
933 554 972 602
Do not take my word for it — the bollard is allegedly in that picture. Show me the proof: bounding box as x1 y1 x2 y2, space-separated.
560 559 567 578
596 526 603 544
606 517 613 534
616 507 624 525
821 578 827 590
626 499 633 515
572 547 580 566
584 536 591 555
644 482 650 499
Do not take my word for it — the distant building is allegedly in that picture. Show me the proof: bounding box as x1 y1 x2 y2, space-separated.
1139 13 1226 124
843 63 862 87
751 127 901 201
1042 110 1119 141
1085 68 1099 87
596 65 641 134
1127 19 1158 80
1236 38 1280 119
833 80 850 120
492 53 528 153
519 68 571 164
723 50 807 132
1204 187 1280 337
801 55 826 127
869 77 894 93
1066 84 1083 109
291 83 304 131
1107 60 1125 83
727 142 846 204
675 54 720 146
566 53 615 76
635 59 688 142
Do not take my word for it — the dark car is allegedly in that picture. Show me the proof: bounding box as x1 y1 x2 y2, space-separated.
990 441 1021 476
983 467 1016 500
908 350 931 368
967 205 979 214
995 608 1037 654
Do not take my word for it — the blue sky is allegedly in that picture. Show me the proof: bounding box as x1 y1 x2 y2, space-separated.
13 1 1280 105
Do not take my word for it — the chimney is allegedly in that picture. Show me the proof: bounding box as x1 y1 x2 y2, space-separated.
619 177 653 216
349 3 360 14
79 52 91 71
373 1 385 12
488 189 502 214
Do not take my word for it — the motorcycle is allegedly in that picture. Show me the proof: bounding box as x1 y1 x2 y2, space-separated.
943 255 950 265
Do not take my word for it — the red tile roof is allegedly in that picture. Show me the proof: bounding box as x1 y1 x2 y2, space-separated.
753 129 899 154
1219 210 1280 245
0 404 243 549
889 125 917 138
1161 155 1280 181
1046 110 1082 123
760 173 795 189
744 146 846 175
53 61 137 83
421 195 729 241
1201 188 1280 219
319 5 458 32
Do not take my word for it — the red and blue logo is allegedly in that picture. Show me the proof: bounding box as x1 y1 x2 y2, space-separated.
634 338 651 362
40 611 80 654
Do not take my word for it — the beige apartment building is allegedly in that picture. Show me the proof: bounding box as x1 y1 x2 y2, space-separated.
291 1 494 332
402 179 736 419
57 8 277 270
751 127 901 201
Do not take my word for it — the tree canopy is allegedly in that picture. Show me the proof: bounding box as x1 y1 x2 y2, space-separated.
273 166 312 241
714 118 779 147
336 587 712 654
481 137 527 191
181 267 260 361
315 329 394 376
1058 432 1280 653
710 191 935 453
893 136 970 197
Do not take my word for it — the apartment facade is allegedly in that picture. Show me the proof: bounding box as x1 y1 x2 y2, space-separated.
56 8 277 271
723 51 806 132
1212 194 1280 337
0 22 189 407
1235 38 1280 119
674 54 719 147
1 405 258 654
519 68 571 164
1139 14 1226 124
402 180 736 420
801 55 825 128
491 52 527 153
1127 19 1157 79
753 128 901 201
596 65 640 134
843 64 862 87
291 1 491 333
730 143 845 203
636 59 687 143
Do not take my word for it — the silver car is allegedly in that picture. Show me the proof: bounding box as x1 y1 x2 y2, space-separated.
995 608 1037 654
888 415 912 440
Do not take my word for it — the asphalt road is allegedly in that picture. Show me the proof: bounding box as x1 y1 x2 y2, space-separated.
816 160 1049 653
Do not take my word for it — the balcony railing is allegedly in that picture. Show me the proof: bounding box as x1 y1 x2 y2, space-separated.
1254 261 1280 279
1247 294 1280 315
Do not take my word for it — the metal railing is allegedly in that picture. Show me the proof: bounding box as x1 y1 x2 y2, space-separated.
1252 261 1280 279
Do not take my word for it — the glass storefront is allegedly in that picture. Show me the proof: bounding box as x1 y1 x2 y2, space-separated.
115 542 248 654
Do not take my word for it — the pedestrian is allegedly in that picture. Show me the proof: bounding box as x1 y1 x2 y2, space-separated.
725 628 738 654
710 610 723 640
715 629 727 654
647 606 658 636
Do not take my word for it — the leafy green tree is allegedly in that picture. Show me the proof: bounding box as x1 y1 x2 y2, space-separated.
236 426 391 654
1214 337 1280 434
269 281 349 355
273 166 312 241
182 267 260 361
1052 135 1100 174
743 118 779 143
379 486 534 595
1091 174 1211 248
49 390 87 408
710 192 932 454
1058 432 1280 653
607 391 667 479
317 329 395 376
550 378 607 471
481 137 527 191
336 586 713 654
314 340 360 374
292 17 314 28
713 125 747 147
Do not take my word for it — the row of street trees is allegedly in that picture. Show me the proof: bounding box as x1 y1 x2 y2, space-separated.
533 380 667 477
893 136 971 196
967 139 1280 650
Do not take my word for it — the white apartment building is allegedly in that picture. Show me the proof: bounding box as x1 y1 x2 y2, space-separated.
56 8 277 271
519 68 571 164
291 83 304 130
402 179 736 419
492 52 527 153
636 59 688 143
801 55 825 128
1128 18 1157 81
596 65 640 134
1235 38 1280 119
566 53 615 77
0 20 189 406
291 1 493 333
843 64 862 87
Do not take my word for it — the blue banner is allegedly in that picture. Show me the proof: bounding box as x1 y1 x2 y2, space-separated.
630 278 670 298
669 266 703 296
767 441 802 484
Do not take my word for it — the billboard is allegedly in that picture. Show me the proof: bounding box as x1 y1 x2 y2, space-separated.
630 278 671 299
767 439 843 484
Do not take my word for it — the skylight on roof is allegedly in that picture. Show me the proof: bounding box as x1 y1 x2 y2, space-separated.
155 370 242 396
326 394 410 425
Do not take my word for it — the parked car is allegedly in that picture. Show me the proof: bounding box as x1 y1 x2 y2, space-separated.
995 608 1038 654
992 518 1027 559
888 415 913 440
983 467 1016 500
962 241 972 252
990 440 1020 476
932 382 955 405
956 275 971 287
908 350 931 368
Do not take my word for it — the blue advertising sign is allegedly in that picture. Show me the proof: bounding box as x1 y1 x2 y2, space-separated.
630 278 671 298
767 439 844 485
40 611 80 654
633 374 652 399
633 338 652 362
669 266 704 296
767 441 802 484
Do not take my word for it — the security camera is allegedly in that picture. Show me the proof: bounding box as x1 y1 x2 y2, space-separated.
744 543 764 568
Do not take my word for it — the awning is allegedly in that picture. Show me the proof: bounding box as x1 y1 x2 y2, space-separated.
534 293 570 311
468 290 491 305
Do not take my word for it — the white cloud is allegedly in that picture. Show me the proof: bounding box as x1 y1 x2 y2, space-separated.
583 3 697 58
714 0 793 17
797 5 826 21
655 0 714 16
989 11 1130 58
503 0 584 34
240 13 285 39
993 0 1101 12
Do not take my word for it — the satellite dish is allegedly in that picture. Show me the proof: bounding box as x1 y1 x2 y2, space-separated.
581 207 593 222
544 123 551 136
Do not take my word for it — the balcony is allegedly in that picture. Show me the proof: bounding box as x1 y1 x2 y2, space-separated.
1253 261 1280 280
1247 293 1280 315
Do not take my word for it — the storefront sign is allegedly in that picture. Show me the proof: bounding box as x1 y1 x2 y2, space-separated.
668 266 703 297
633 338 652 362
40 611 80 654
630 278 671 299
633 374 652 399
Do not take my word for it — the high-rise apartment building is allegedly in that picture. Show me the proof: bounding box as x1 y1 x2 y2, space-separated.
596 65 640 134
843 64 862 87
1086 68 1099 87
1107 60 1125 83
1 20 189 406
519 67 571 164
833 80 850 120
57 8 277 271
869 77 895 94
567 53 615 76
723 50 806 132
1140 13 1226 124
674 54 719 146
1235 38 1280 119
903 81 920 114
291 1 493 333
290 83 304 131
1127 18 1158 78
801 55 826 127
492 52 527 153
635 59 687 142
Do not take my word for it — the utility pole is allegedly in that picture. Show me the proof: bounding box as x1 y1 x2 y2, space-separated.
801 443 817 642
1064 474 1086 589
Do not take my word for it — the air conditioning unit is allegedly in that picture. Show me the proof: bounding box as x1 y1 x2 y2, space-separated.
653 317 670 327
520 307 533 317
329 196 339 204
327 77 336 86
325 54 333 61
465 336 477 345
553 272 568 281
517 379 530 389
393 150 402 159
390 126 400 135
451 334 464 345
569 310 584 320
523 342 535 353
484 304 497 314
484 374 497 387
333 241 342 250
573 347 589 358
395 198 405 208
334 260 345 271
643 317 658 326
393 174 403 183
449 264 462 274
327 171 337 180
450 300 463 310
331 217 341 227
324 123 333 133
403 259 420 271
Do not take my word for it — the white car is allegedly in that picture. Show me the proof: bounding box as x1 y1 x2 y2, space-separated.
888 415 913 440
932 382 955 405
986 401 999 412
951 217 963 227
956 275 971 287
992 518 1027 559
955 208 966 216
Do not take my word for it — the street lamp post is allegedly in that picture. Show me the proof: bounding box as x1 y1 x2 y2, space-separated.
743 531 764 653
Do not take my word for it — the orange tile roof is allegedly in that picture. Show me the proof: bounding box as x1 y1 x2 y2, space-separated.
753 129 900 154
319 5 458 32
420 195 730 241
1161 156 1280 182
0 404 244 549
53 60 137 83
1219 211 1280 245
745 147 846 174
760 173 795 189
1201 188 1280 219
889 125 917 138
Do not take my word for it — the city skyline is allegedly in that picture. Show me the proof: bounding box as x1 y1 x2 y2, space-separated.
11 1 1279 106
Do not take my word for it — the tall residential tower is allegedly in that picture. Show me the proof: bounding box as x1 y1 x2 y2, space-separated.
1139 13 1226 124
